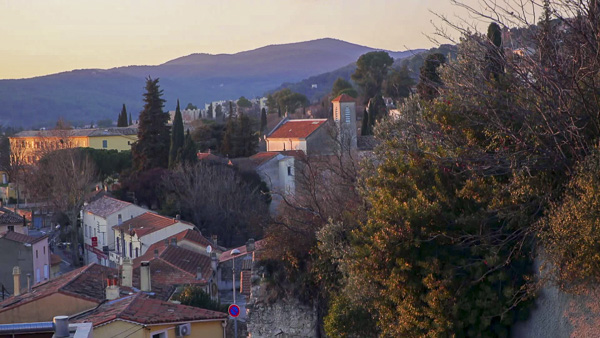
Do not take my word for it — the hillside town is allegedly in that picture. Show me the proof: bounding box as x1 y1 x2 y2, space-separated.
7 1 600 337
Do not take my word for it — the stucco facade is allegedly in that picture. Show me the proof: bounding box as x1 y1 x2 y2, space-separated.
91 318 225 338
0 292 97 324
0 234 49 293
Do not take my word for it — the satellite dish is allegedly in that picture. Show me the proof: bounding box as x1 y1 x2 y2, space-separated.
206 245 212 254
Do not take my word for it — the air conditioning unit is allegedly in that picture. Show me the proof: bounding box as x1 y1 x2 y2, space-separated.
176 323 191 337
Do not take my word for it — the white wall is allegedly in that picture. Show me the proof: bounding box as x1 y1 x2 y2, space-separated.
266 138 307 153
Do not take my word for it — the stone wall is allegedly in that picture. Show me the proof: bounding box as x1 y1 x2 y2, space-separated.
246 279 319 338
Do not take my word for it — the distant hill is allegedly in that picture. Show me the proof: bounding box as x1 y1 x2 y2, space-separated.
0 38 420 128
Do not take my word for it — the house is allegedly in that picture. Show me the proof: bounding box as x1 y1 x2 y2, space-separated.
0 207 26 234
265 94 358 155
71 292 227 338
9 127 137 165
244 150 303 213
265 118 330 154
82 196 147 267
0 231 49 294
109 212 195 265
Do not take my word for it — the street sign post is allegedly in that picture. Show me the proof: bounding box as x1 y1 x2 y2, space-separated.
228 304 240 318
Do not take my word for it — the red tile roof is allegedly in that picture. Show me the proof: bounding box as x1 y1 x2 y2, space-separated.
0 231 47 244
113 212 194 238
331 93 356 103
197 152 226 163
73 293 227 326
133 244 213 285
268 119 327 139
219 239 266 262
249 152 280 166
240 270 252 296
84 196 133 218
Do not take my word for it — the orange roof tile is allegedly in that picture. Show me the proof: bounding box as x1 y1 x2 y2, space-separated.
249 152 280 166
219 239 266 262
331 93 356 103
113 212 194 238
0 231 47 244
73 293 227 326
268 119 327 139
133 244 213 285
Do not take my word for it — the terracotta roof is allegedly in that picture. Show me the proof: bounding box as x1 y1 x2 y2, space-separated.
219 239 265 262
113 212 194 238
0 231 47 244
73 293 227 326
84 196 133 218
0 208 23 225
268 119 327 139
197 152 226 163
133 244 213 285
331 93 356 103
249 152 280 166
0 264 113 313
176 229 214 249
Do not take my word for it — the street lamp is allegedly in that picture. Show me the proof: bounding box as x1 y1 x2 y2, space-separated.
231 248 241 338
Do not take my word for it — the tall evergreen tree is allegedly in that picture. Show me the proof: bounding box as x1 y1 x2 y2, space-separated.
132 77 170 172
169 99 185 168
117 104 128 127
485 22 504 81
177 130 198 165
229 101 234 119
260 108 267 134
128 113 132 126
221 114 235 157
234 112 258 157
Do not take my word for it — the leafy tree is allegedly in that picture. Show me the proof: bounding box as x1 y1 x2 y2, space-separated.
175 285 228 312
97 119 113 128
185 103 197 110
416 53 446 101
55 117 72 130
169 99 185 168
237 96 252 109
80 148 132 180
268 89 309 116
260 108 267 134
132 77 170 172
117 104 128 127
331 78 354 97
351 51 394 103
384 65 415 102
191 121 225 153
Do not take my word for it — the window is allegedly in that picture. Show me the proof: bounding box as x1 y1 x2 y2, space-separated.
36 268 40 283
117 241 120 254
85 225 88 237
43 246 46 255
2 173 7 184
344 106 351 123
118 214 122 225
7 225 14 232
44 264 49 279
129 242 132 257
135 247 139 258
287 166 292 176
36 250 38 259
151 332 166 338
102 140 108 148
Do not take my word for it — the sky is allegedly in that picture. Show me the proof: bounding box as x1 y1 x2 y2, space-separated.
0 0 485 80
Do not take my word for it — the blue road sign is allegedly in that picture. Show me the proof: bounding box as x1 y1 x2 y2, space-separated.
228 304 240 318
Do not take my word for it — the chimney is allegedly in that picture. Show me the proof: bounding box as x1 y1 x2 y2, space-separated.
12 266 20 296
106 277 120 300
246 238 256 253
170 238 177 247
122 257 133 287
154 249 159 258
53 316 69 338
211 235 218 247
196 266 203 280
26 273 31 292
140 261 151 292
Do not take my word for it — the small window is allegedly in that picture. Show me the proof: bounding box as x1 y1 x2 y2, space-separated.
7 225 14 232
43 246 46 255
287 166 292 176
36 250 38 258
102 140 108 148
127 141 131 145
135 247 139 258
117 241 120 254
44 264 49 279
118 214 122 225
129 242 132 257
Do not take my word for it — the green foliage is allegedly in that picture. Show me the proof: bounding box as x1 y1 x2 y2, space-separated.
169 99 185 168
416 53 446 101
192 121 225 153
267 88 309 116
132 77 170 172
540 150 600 292
324 293 377 337
221 112 258 158
185 103 197 110
237 96 252 108
128 113 132 126
117 104 128 127
175 285 228 312
177 130 197 166
384 65 414 102
351 51 394 102
96 119 113 128
331 78 354 97
80 148 132 180
485 22 505 81
260 108 267 134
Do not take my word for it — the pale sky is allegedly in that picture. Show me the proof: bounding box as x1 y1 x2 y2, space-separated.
0 0 485 80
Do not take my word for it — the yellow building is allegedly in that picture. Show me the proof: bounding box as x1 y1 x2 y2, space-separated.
9 127 137 165
72 292 228 338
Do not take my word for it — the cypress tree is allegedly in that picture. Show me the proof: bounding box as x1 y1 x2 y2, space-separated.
177 130 198 165
221 116 235 157
128 113 133 126
416 53 446 101
117 104 128 127
132 77 170 172
485 22 504 81
361 109 370 136
229 101 234 120
169 99 185 168
234 112 258 157
260 108 267 134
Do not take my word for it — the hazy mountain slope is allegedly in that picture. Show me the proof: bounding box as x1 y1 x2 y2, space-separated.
0 38 420 128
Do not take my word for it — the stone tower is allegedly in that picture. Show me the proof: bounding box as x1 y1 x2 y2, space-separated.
332 94 357 150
